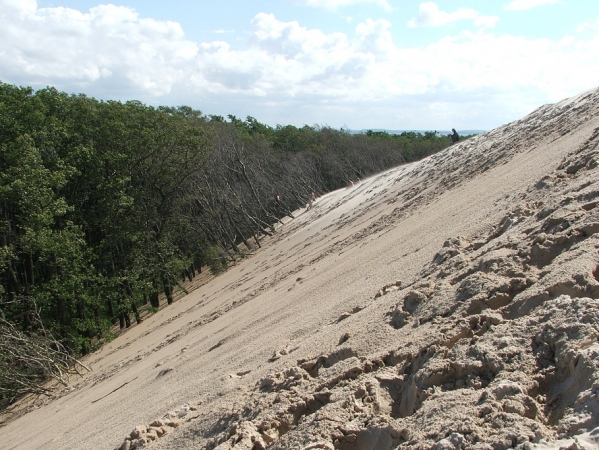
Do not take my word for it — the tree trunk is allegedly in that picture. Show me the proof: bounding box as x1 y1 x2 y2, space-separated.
150 292 160 308
132 302 142 324
107 300 115 319
163 278 173 305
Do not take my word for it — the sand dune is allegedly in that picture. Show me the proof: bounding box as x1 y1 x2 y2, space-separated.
3 86 599 450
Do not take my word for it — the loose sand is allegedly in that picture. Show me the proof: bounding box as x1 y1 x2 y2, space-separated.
2 86 599 450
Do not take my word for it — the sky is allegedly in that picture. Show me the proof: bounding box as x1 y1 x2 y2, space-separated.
1 0 599 131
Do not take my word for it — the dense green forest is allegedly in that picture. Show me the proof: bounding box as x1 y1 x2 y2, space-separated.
0 82 456 404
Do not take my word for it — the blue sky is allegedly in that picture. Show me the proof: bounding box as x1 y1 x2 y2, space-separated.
2 0 599 131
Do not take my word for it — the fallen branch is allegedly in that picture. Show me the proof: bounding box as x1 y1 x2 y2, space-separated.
91 376 139 404
0 298 90 409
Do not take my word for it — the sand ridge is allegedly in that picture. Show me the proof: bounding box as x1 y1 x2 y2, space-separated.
2 86 599 450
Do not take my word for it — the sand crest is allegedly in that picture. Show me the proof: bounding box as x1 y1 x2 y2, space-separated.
3 86 599 450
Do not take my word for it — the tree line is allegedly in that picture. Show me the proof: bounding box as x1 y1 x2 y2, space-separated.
0 82 455 404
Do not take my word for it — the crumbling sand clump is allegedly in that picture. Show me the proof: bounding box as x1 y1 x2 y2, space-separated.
3 87 599 450
203 137 599 449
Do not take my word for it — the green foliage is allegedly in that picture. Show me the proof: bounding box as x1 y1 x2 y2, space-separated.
0 83 213 355
204 245 227 274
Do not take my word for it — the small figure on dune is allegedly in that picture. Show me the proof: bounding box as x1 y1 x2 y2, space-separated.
449 128 460 144
274 193 281 208
306 192 316 211
348 179 354 187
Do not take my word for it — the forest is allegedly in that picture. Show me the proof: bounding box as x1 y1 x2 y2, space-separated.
0 82 457 405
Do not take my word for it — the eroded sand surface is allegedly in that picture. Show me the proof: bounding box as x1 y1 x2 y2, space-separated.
3 87 599 450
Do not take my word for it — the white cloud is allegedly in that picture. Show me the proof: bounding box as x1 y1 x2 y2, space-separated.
409 2 499 29
303 0 392 11
505 0 558 11
0 0 598 129
193 13 599 126
577 18 599 32
0 0 198 96
474 15 500 29
3 0 36 15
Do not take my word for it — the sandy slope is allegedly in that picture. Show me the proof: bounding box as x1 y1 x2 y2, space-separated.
2 87 599 450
